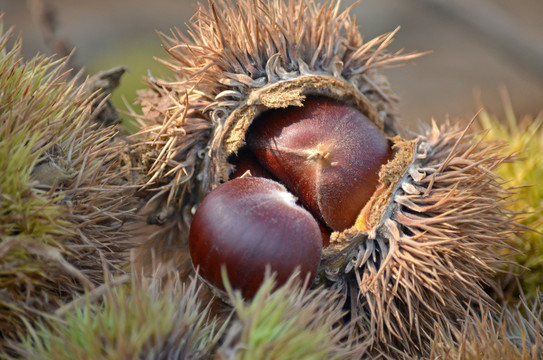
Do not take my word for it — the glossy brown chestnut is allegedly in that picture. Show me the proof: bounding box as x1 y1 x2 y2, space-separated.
228 147 273 180
317 221 331 248
229 149 332 247
247 96 392 231
189 177 323 299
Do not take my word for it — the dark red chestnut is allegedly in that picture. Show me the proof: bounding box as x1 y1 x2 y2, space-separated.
317 221 332 248
228 147 273 180
189 177 322 299
247 96 392 231
229 150 332 247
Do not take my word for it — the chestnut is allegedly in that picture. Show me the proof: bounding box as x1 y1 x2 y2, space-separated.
228 147 273 180
247 96 392 231
189 177 322 299
317 221 332 248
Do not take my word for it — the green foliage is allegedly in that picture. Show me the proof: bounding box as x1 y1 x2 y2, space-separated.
15 275 225 360
478 100 543 300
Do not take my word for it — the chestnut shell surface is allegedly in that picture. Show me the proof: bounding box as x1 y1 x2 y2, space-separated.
189 177 323 298
247 96 392 231
228 147 273 180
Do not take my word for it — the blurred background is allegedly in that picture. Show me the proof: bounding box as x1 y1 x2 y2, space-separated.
1 0 542 129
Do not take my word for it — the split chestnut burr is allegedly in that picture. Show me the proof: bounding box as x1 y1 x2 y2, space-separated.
189 96 391 298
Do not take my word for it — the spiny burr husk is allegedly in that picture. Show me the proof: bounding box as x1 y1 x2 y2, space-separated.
13 269 226 360
216 271 371 360
0 20 137 350
13 267 373 360
132 0 421 268
429 296 543 359
318 120 518 356
132 0 520 357
477 101 543 302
